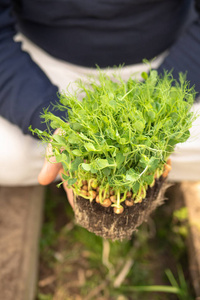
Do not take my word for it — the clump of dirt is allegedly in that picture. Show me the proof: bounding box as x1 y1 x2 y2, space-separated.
74 177 169 241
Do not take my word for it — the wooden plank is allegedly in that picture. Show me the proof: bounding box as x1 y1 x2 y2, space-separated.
0 185 45 300
180 182 200 297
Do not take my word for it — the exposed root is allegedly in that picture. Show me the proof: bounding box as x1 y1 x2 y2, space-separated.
74 178 169 241
113 259 134 288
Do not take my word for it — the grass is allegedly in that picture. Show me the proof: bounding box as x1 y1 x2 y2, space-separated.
36 183 195 300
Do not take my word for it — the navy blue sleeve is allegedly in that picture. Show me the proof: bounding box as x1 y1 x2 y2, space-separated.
0 0 66 137
157 0 200 98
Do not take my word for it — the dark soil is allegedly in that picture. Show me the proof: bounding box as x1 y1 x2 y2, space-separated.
74 177 169 241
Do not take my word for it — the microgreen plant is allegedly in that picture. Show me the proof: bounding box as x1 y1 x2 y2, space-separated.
30 70 196 212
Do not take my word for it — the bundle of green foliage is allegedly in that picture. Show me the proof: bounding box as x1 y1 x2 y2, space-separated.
31 69 196 239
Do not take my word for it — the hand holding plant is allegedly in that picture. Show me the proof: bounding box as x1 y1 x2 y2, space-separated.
31 69 196 240
38 128 74 208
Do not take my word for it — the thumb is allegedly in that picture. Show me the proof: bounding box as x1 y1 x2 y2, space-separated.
38 128 63 185
38 160 62 185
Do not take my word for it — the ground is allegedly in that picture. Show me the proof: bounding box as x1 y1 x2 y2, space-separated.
36 183 195 300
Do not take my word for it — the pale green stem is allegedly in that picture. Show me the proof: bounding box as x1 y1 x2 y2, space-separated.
120 190 127 203
116 189 121 208
119 285 183 295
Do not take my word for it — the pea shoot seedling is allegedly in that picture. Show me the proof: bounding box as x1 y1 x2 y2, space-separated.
31 70 196 215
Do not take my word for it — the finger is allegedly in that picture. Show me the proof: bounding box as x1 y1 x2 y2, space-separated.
64 185 74 209
59 169 74 209
38 128 65 185
38 160 62 185
38 142 62 185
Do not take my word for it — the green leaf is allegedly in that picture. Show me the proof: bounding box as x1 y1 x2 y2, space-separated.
81 163 91 171
143 174 154 185
147 70 158 86
68 178 77 185
62 160 70 172
148 157 159 171
141 71 148 80
118 137 128 145
61 173 70 181
105 128 116 139
131 181 140 193
93 158 110 170
84 142 97 151
116 153 125 168
63 152 71 165
126 169 140 182
55 153 67 163
109 100 118 108
50 120 60 129
70 157 83 171
102 116 109 125
72 149 82 156
70 122 84 131
102 167 111 176
134 120 145 133
91 166 98 174
178 130 190 143
53 134 66 144
79 132 93 142
139 154 149 167
147 110 156 122
68 133 80 144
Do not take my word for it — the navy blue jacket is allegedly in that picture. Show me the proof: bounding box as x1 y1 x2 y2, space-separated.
0 0 200 136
